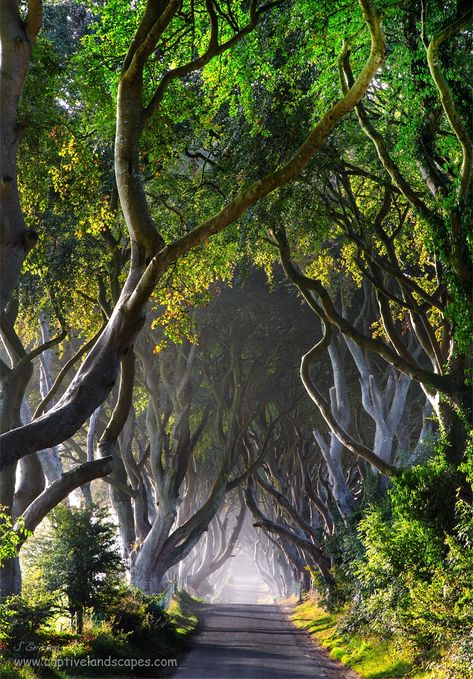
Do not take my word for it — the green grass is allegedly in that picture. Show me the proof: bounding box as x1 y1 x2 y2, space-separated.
167 590 201 638
0 660 39 679
291 596 442 679
0 590 202 679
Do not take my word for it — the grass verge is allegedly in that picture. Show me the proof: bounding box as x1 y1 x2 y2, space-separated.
0 591 202 679
167 590 202 640
290 595 443 679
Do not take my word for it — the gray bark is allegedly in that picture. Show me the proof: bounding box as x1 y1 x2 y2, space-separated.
37 316 64 482
312 337 356 520
345 337 411 466
0 0 387 474
189 493 246 592
82 406 101 505
0 1 40 311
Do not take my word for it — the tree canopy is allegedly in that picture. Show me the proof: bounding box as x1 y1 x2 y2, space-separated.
0 1 472 676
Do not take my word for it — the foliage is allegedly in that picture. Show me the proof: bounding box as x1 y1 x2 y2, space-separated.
101 583 174 651
296 484 473 675
0 509 30 568
48 621 132 677
0 661 38 679
314 449 473 675
291 595 428 679
389 452 459 535
436 632 473 679
3 0 472 675
0 589 202 678
0 591 59 657
23 506 123 631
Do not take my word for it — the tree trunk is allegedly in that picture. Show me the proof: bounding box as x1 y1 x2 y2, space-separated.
0 557 21 598
130 503 177 593
76 608 84 635
314 430 355 520
0 2 38 311
37 317 64 483
0 338 34 596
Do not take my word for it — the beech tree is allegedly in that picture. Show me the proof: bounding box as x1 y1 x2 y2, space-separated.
0 0 386 473
0 0 387 600
185 489 246 594
268 1 472 479
0 6 470 669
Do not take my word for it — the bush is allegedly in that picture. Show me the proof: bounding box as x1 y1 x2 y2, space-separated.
50 621 131 657
103 583 174 651
340 482 472 662
0 660 38 679
390 453 458 535
320 450 473 675
0 508 30 568
437 630 473 678
0 593 58 656
88 624 130 657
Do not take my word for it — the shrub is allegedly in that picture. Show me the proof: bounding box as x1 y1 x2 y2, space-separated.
88 624 130 658
437 630 473 678
48 622 131 677
318 446 473 674
338 468 473 658
0 660 38 679
103 583 173 651
390 453 458 535
0 592 58 660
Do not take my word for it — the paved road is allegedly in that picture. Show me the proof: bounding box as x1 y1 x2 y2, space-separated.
174 597 355 679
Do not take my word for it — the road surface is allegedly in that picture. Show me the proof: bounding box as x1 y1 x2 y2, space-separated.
174 585 356 679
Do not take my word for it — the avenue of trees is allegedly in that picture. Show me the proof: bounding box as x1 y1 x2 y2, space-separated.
0 0 472 676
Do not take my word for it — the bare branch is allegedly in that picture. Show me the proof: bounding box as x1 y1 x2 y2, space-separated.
26 0 42 45
19 457 113 537
273 226 458 399
34 325 106 419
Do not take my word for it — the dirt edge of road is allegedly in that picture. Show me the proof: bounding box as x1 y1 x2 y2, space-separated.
280 603 361 679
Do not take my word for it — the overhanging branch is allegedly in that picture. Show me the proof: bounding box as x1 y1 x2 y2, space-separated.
18 457 113 538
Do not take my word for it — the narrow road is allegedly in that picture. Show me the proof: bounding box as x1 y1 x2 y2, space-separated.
174 591 355 679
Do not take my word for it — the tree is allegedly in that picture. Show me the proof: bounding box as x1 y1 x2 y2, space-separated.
27 505 123 633
126 273 307 592
186 489 246 594
0 0 386 472
0 0 387 600
268 1 472 478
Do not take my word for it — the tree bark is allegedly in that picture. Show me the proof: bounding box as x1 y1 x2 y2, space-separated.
0 1 39 311
0 0 387 472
